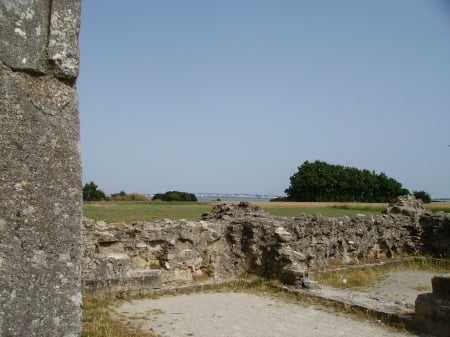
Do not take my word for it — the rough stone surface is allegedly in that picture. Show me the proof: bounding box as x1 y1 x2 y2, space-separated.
418 213 450 257
415 292 450 337
414 275 450 337
0 0 80 79
0 1 82 336
385 196 450 257
383 195 428 217
83 198 450 294
432 275 450 299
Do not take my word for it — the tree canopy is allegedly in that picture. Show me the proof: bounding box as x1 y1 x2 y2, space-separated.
82 181 107 201
152 191 198 202
285 160 410 202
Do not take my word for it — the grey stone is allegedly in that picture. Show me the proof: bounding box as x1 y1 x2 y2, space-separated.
0 0 80 79
275 226 293 242
0 1 82 336
432 275 450 299
415 292 450 337
383 195 427 217
47 0 81 78
302 279 320 289
0 0 51 73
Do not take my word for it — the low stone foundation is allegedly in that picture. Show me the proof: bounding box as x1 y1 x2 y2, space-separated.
415 275 450 337
83 270 162 296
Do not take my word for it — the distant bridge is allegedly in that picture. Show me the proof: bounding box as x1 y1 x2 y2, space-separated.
147 192 282 201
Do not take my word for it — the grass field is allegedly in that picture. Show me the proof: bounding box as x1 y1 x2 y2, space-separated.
254 201 387 217
82 200 450 223
82 201 213 223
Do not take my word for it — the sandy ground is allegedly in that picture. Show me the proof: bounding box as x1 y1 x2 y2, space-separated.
364 269 442 306
113 269 446 337
115 292 416 337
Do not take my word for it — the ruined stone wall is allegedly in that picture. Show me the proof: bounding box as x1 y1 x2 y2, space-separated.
82 218 242 294
83 199 450 294
0 1 82 336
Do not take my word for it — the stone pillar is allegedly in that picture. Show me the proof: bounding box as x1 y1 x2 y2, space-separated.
0 1 82 336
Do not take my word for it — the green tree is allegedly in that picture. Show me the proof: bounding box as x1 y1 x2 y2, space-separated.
285 160 409 202
413 190 432 203
152 191 197 202
82 181 107 201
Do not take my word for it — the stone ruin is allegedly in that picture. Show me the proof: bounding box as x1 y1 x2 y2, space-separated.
82 196 450 335
83 196 450 294
1 1 82 336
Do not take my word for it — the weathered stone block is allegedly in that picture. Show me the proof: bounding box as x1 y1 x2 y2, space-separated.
0 1 82 336
432 275 450 299
415 293 450 337
0 0 51 73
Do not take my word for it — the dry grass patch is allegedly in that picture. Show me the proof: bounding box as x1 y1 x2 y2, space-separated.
427 201 450 212
414 284 431 292
254 201 386 217
316 257 450 290
256 201 450 214
316 267 380 290
82 296 160 337
253 201 388 209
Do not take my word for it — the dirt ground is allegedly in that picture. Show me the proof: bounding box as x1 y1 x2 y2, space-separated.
115 292 413 337
113 270 445 337
364 269 440 306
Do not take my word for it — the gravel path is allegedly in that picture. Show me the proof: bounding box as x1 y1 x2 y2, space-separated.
363 269 443 306
113 269 445 337
114 292 416 337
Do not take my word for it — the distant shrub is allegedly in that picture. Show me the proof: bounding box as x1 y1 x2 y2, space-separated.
111 191 127 200
152 191 198 202
83 181 107 201
111 191 150 201
413 190 431 203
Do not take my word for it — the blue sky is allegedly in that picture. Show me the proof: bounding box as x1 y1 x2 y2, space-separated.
78 0 450 198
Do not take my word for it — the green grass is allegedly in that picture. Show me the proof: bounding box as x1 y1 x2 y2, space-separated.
83 200 449 223
83 201 389 223
83 201 213 223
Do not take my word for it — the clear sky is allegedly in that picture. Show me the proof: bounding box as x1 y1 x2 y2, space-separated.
78 0 450 198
